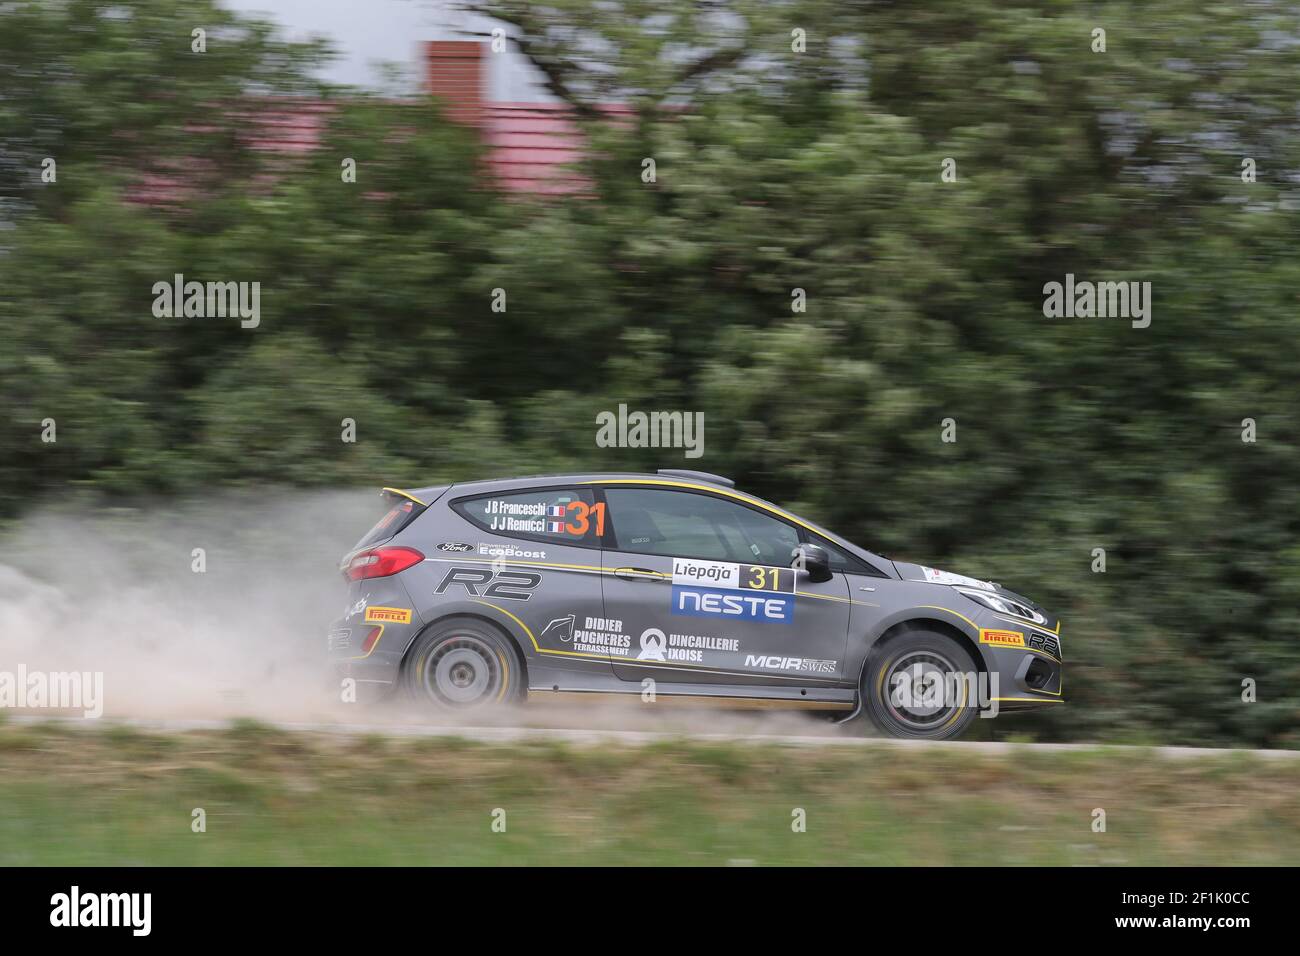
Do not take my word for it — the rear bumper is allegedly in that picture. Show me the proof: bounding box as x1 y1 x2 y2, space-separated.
329 666 397 704
327 617 406 704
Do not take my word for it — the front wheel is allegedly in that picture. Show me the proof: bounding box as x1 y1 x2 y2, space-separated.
401 617 523 711
861 630 980 740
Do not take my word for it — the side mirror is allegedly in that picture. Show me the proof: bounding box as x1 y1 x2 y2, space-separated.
791 543 833 584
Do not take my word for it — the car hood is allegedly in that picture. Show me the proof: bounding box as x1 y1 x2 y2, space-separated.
893 561 1054 626
892 561 1000 591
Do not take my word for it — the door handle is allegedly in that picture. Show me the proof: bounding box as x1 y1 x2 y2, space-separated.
613 567 664 581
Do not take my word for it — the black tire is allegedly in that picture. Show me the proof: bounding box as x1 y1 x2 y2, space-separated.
401 616 524 711
862 629 981 740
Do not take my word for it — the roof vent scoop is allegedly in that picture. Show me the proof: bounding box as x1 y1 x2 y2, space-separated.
657 469 735 488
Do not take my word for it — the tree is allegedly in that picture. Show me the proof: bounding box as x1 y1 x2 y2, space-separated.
3 0 1300 744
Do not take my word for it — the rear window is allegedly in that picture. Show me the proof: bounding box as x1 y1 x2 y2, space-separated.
453 487 601 547
354 495 427 550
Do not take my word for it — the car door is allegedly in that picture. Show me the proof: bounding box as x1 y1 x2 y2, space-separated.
805 535 892 676
599 485 851 686
440 485 615 677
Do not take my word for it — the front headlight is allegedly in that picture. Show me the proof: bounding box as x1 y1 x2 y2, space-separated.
954 586 1046 624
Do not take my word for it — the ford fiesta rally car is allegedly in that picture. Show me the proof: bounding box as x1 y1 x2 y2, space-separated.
329 470 1062 739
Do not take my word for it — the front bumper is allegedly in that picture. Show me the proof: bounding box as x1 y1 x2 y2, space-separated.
974 620 1064 708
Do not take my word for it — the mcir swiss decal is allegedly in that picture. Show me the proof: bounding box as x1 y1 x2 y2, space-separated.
979 628 1025 648
365 606 413 624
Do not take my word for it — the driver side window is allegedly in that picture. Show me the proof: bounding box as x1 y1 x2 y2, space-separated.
604 488 800 565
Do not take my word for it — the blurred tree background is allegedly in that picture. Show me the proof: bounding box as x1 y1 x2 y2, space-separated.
2 0 1299 745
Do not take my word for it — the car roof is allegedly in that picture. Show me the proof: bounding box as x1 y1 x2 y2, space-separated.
436 470 722 490
416 471 733 500
404 471 890 573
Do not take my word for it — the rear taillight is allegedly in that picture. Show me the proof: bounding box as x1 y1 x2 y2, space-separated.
344 546 424 581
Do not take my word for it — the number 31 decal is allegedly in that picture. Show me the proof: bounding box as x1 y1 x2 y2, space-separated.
565 501 606 537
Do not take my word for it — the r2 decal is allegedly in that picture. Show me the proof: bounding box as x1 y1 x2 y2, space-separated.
435 567 542 601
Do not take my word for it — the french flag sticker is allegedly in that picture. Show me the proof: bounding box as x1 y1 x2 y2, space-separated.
547 519 567 533
546 505 566 518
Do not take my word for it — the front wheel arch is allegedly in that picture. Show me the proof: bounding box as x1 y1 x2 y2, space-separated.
858 616 987 688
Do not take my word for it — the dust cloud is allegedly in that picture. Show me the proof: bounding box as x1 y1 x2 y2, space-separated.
0 491 372 722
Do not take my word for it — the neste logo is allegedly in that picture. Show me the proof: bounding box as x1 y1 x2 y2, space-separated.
672 585 793 624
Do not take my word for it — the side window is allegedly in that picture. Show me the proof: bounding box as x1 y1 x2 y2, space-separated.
454 487 603 546
816 537 867 572
812 535 888 577
605 488 799 565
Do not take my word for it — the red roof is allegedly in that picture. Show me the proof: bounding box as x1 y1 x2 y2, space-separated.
241 101 335 154
131 42 623 201
483 102 634 194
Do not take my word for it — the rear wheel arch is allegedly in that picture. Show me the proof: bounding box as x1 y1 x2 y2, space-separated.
400 612 531 692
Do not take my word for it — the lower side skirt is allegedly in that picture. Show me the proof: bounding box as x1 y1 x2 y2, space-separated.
529 689 855 711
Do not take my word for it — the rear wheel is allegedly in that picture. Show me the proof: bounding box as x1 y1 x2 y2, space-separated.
862 630 980 740
402 617 523 711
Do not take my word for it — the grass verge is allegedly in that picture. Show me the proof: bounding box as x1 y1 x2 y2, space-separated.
2 720 1297 865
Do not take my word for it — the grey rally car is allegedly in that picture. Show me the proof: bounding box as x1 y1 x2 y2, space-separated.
328 470 1063 739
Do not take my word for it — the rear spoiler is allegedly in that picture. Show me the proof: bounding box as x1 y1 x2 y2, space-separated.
380 487 428 507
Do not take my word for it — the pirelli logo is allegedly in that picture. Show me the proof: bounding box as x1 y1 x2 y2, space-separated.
979 628 1025 648
365 606 413 624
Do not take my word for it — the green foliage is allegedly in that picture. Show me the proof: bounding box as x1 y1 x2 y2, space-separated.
3 0 1299 745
